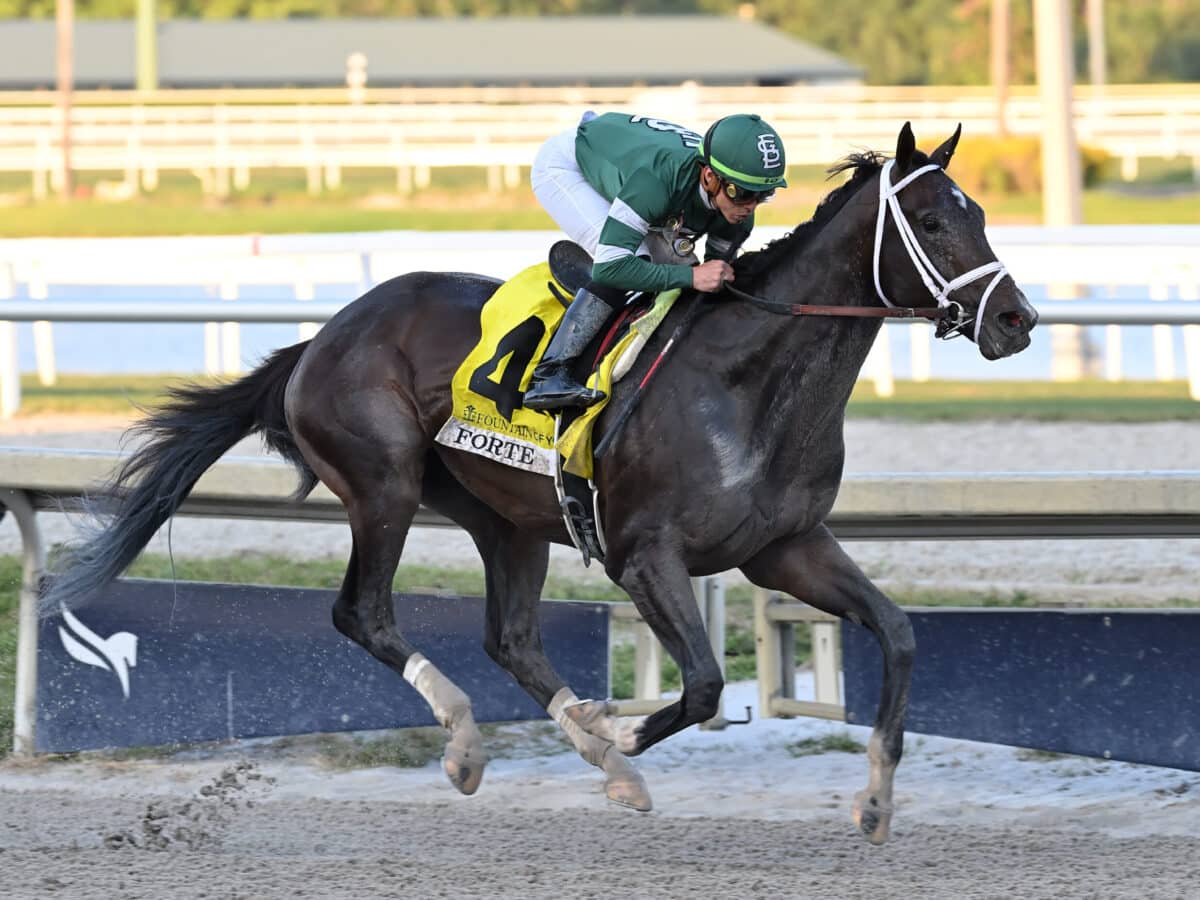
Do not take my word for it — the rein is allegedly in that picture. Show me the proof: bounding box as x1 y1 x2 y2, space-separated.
727 158 1011 341
723 282 948 321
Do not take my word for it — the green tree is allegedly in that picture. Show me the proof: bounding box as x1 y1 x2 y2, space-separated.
1102 1 1200 83
3 0 1197 84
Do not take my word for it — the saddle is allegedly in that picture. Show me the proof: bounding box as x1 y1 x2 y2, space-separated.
548 239 592 299
435 242 680 568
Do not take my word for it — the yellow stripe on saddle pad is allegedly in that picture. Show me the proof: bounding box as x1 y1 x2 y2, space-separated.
558 288 680 480
435 261 566 476
434 259 681 479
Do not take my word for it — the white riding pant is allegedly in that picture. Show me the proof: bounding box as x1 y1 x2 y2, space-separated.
531 129 610 256
531 129 660 261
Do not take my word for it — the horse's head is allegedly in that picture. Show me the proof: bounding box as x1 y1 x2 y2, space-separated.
872 122 1038 360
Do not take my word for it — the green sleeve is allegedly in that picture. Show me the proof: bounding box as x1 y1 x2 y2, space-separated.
590 168 695 293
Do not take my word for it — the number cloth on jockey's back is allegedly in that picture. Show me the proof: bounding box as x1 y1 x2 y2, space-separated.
574 113 755 294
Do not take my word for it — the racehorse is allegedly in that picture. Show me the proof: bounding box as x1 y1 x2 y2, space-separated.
44 123 1036 844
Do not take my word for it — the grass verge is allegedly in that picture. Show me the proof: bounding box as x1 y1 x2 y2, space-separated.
846 379 1200 421
11 375 1200 422
1 164 1195 237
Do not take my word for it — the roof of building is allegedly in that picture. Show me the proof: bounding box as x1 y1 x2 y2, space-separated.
0 16 861 89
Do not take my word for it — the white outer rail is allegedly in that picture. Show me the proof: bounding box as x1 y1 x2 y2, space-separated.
0 225 1195 407
5 447 1199 754
0 298 1193 325
0 293 1198 417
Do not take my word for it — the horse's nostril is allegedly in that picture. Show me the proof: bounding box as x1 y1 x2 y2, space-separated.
1001 311 1024 329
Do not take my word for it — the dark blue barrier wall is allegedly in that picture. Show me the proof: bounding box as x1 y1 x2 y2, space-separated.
842 608 1200 771
38 579 609 753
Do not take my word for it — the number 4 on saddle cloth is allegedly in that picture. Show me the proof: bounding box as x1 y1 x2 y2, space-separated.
434 242 681 561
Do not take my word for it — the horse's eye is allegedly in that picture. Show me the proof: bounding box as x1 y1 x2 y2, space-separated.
922 216 940 233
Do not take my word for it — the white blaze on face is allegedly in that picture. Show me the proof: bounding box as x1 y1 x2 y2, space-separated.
950 186 968 210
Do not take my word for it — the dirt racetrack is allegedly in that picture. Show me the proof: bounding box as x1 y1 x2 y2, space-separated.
4 680 1199 900
4 789 1197 900
2 418 1199 898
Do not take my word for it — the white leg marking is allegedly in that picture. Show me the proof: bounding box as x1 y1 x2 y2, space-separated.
404 653 486 794
548 687 652 810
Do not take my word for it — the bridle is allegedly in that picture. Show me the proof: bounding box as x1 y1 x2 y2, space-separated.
726 158 1011 343
872 159 1009 342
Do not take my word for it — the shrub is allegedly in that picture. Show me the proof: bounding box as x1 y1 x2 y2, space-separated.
951 136 1111 195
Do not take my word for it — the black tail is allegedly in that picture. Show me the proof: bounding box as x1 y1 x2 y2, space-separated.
40 341 315 616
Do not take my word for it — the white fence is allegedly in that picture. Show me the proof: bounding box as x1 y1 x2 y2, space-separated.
6 448 1199 754
3 83 1199 196
0 226 1197 414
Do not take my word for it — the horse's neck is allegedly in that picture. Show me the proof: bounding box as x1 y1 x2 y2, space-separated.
748 221 883 406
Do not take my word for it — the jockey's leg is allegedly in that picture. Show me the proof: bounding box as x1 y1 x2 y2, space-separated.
522 283 620 411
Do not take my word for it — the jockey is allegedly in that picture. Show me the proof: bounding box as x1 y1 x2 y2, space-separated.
523 111 787 411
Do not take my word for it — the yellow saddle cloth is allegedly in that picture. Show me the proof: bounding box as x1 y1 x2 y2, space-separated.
434 260 679 480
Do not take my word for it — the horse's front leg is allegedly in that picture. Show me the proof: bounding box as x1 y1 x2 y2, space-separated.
605 541 725 755
741 524 915 846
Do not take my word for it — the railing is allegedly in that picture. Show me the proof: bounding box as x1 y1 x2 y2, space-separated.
0 296 1197 415
0 225 1196 415
3 83 1198 196
6 448 1198 754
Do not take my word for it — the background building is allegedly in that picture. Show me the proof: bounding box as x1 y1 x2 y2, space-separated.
0 16 862 90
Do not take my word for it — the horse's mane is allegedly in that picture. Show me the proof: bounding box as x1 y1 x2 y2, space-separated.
733 149 926 288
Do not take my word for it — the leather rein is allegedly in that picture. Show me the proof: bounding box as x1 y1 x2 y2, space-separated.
723 282 950 321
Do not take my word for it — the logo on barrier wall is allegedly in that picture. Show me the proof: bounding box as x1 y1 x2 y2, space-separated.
57 606 139 699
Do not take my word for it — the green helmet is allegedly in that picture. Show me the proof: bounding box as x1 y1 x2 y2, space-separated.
699 114 788 192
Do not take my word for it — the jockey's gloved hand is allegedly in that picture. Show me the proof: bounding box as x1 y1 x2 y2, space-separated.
692 260 734 293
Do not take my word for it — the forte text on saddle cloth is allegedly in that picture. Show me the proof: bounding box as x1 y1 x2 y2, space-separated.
436 260 679 479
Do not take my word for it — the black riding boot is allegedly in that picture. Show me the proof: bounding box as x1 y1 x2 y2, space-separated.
523 287 614 411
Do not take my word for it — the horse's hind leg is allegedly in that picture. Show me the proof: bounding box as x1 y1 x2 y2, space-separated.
741 524 915 846
422 460 651 810
294 419 486 795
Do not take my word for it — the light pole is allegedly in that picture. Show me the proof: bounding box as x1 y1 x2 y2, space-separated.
55 0 74 201
137 0 158 92
1087 0 1106 90
1035 0 1094 380
991 0 1010 138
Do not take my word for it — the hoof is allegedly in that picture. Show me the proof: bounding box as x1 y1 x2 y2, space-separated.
602 747 652 812
852 790 892 845
443 741 487 796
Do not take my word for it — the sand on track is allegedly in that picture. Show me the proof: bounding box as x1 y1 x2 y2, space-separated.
3 417 1199 898
4 679 1200 900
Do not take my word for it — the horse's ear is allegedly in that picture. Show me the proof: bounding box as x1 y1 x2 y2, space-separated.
895 121 916 172
930 123 962 170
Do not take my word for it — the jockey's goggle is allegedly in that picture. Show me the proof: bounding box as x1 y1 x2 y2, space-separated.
721 180 774 206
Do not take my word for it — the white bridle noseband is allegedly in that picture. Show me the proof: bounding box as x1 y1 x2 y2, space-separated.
872 158 1010 343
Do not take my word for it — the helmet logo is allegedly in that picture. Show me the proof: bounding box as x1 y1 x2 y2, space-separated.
757 134 783 169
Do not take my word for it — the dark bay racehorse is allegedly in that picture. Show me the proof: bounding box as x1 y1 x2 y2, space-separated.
45 124 1036 844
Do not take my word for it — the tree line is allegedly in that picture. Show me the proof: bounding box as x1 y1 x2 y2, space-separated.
2 0 1197 85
